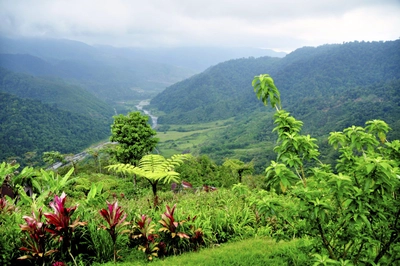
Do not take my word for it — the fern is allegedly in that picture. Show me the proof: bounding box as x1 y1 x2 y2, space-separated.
107 154 191 207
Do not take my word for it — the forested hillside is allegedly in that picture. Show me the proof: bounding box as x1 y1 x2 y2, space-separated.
0 67 114 120
150 40 400 170
151 40 400 125
0 67 116 164
151 56 281 123
0 92 110 163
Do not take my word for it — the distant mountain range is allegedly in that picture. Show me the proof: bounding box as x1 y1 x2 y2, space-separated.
0 37 195 103
0 36 285 103
93 45 286 71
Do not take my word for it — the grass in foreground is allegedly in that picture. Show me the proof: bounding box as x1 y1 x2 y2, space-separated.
98 237 312 266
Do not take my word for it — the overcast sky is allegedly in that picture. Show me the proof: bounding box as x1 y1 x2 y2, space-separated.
1 0 399 52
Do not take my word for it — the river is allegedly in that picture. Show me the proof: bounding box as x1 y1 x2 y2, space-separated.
135 100 158 128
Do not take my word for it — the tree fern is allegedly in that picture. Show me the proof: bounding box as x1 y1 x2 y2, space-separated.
107 154 190 206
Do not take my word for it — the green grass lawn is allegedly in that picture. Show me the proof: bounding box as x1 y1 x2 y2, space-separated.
97 237 311 266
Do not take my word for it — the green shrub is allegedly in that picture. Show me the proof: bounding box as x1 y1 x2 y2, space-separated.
0 205 24 266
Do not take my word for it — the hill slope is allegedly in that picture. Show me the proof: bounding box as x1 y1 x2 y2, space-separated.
151 56 281 123
0 92 110 163
151 40 400 127
0 37 284 103
150 40 400 170
0 67 114 120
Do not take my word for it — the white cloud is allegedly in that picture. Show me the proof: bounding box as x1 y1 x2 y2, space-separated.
1 0 399 51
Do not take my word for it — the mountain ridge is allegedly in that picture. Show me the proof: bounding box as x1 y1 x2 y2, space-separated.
0 36 286 103
151 40 400 125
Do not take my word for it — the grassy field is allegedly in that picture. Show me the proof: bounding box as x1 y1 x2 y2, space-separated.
154 117 274 171
156 118 235 157
97 237 311 266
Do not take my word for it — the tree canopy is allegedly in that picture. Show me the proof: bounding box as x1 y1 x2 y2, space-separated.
110 112 159 166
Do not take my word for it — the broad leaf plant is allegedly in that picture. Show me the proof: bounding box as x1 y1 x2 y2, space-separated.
253 74 400 265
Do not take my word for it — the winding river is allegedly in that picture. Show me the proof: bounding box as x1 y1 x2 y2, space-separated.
135 100 158 128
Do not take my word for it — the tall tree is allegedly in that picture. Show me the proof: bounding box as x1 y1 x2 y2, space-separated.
110 112 159 185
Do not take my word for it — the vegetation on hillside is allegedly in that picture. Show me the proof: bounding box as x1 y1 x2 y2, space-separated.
151 41 400 125
0 92 110 164
0 67 114 119
151 40 400 171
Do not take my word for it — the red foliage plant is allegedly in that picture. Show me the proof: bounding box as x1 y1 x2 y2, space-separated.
19 208 57 262
44 192 86 266
99 200 128 243
131 214 160 260
0 196 15 214
99 200 129 262
159 204 189 239
44 192 86 244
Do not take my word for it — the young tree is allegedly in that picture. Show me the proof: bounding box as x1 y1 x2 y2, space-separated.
110 112 159 185
253 74 400 264
42 151 66 167
222 159 253 183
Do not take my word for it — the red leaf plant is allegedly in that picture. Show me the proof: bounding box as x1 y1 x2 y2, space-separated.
158 204 190 255
19 208 57 265
44 192 86 266
99 200 129 262
159 204 189 239
0 196 15 214
190 228 205 251
186 215 205 251
131 214 160 260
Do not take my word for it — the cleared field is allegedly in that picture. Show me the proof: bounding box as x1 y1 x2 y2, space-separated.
156 118 235 156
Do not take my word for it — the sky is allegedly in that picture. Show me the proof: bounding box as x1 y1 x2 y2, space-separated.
1 0 399 52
